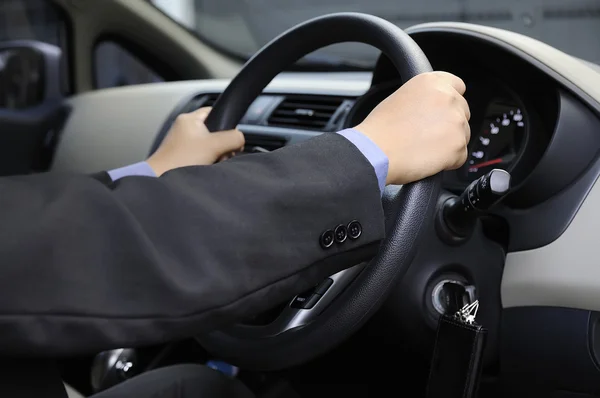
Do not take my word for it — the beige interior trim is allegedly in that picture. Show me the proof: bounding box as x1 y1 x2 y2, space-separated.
52 0 241 92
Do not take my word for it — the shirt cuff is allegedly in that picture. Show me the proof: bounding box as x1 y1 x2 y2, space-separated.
107 161 156 181
337 128 389 194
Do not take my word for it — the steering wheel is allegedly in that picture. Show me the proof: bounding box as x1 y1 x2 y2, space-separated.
199 12 440 371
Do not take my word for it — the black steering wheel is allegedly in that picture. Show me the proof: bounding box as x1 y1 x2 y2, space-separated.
198 12 441 371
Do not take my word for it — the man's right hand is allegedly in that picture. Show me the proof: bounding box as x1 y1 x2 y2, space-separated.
355 71 471 185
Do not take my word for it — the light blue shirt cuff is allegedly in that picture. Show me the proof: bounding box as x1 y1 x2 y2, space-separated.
337 128 389 194
107 161 156 181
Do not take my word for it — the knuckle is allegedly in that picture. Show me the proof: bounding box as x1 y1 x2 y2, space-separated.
174 113 189 124
450 148 468 169
236 132 246 146
454 134 466 151
457 148 468 167
460 114 469 127
433 87 452 104
416 72 437 87
442 87 456 102
423 72 437 81
450 110 464 125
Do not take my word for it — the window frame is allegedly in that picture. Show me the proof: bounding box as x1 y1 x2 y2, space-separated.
92 34 180 89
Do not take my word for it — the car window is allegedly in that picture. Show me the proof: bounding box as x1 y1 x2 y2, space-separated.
0 0 69 105
151 0 600 69
94 41 164 89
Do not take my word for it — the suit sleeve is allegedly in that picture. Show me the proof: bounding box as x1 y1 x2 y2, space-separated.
0 133 385 357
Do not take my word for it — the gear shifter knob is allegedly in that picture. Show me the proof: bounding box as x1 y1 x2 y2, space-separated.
437 169 511 242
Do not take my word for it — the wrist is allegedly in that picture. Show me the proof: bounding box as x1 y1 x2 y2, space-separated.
353 123 395 184
146 156 168 177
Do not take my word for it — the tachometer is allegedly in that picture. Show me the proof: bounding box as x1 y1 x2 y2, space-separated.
462 100 527 181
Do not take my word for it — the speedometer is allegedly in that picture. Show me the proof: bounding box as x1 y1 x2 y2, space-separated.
462 100 527 181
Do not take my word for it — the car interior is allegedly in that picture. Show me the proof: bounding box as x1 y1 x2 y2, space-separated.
3 0 600 397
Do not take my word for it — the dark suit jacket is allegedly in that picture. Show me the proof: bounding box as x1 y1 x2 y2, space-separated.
0 133 385 357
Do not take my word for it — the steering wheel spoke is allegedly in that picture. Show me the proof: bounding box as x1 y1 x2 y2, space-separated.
224 263 366 339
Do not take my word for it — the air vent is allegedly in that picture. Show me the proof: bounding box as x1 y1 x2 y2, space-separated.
243 133 286 153
182 93 219 113
202 94 219 108
267 95 346 131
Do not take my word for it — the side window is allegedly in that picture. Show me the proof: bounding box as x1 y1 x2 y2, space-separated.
0 0 69 106
94 41 164 89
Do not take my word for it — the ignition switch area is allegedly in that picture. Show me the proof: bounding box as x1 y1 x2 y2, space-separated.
431 279 476 316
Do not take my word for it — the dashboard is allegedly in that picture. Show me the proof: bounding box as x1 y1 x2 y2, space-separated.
143 46 559 211
143 29 561 198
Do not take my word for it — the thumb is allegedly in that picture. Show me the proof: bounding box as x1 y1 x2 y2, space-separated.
209 129 245 155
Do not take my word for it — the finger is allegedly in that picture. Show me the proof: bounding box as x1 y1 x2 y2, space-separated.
191 106 212 122
455 92 471 121
435 71 466 95
209 129 246 155
464 119 472 145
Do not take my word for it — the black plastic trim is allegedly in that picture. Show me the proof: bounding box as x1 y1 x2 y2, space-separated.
507 91 600 206
501 307 600 397
493 92 600 251
374 191 505 366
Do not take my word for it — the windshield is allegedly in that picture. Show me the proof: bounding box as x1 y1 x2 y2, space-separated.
150 0 600 69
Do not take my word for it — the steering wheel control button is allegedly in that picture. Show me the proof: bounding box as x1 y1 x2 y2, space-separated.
320 230 334 249
334 224 347 243
315 278 334 295
347 220 362 239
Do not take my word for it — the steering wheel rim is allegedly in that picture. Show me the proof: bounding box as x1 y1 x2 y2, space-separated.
198 12 440 371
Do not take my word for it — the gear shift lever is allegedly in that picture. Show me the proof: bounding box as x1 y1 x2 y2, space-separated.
436 169 511 244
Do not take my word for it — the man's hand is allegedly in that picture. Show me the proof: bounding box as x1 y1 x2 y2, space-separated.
147 107 245 176
355 71 471 185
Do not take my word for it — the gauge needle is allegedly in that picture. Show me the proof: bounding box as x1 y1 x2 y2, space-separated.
470 158 504 169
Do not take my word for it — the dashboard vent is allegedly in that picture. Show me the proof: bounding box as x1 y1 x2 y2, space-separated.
182 94 219 113
243 133 286 153
267 95 346 131
201 94 219 108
